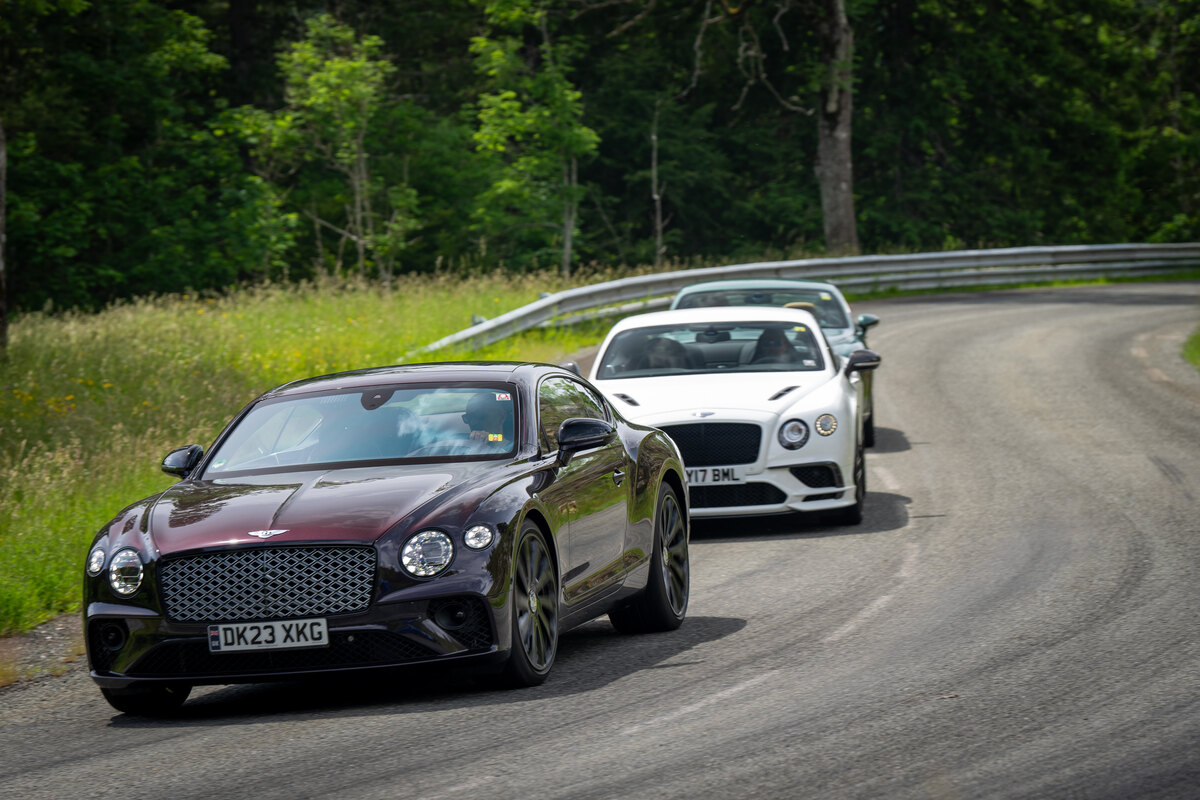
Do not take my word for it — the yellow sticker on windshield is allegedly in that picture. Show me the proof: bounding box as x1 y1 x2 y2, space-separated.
794 326 807 332
820 292 832 300
488 433 504 442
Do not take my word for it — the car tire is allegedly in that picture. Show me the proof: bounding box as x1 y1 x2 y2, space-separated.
499 520 559 688
100 683 191 716
829 442 865 526
609 483 689 633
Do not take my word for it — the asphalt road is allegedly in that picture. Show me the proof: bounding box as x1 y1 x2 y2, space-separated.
3 282 1198 800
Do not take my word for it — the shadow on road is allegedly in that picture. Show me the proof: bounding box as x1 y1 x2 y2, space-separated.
870 426 911 454
106 615 747 726
690 490 911 543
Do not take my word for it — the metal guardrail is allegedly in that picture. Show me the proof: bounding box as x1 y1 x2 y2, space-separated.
415 243 1200 354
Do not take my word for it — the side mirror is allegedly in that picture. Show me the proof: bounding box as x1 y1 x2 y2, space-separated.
856 313 880 333
845 349 881 373
162 444 204 478
561 361 582 377
555 417 615 466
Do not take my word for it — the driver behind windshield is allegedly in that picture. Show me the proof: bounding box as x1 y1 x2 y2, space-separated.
462 391 514 450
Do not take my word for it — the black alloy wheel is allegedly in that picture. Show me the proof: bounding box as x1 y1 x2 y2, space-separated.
100 683 192 716
609 483 689 633
502 520 559 687
830 442 865 526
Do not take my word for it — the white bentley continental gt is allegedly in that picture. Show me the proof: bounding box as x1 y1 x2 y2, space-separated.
588 306 880 524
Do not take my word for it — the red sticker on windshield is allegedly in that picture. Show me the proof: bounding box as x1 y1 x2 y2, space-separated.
495 393 511 401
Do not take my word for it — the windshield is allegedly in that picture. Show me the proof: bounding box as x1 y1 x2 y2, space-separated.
205 384 517 475
674 288 850 329
595 322 826 380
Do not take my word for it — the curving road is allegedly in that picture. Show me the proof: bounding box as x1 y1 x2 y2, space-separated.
3 282 1198 799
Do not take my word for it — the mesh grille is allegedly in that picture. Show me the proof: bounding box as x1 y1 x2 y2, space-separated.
689 483 786 508
160 546 376 623
660 423 761 467
790 465 840 488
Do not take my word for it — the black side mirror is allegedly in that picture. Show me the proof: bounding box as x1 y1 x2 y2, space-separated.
561 361 582 376
555 417 615 466
845 349 881 373
162 444 204 478
856 313 880 334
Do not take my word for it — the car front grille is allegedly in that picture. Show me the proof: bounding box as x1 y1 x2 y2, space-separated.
660 423 761 467
160 546 376 623
689 483 786 508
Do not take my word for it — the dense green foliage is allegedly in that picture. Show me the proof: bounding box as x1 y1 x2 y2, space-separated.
2 0 1197 312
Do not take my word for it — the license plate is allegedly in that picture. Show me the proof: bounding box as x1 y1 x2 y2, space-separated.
207 618 329 653
685 466 746 485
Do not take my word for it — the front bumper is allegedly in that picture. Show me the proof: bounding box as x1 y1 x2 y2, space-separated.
85 593 504 689
687 461 854 518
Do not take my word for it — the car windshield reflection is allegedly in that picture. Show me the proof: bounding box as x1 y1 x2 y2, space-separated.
595 322 826 380
205 384 516 475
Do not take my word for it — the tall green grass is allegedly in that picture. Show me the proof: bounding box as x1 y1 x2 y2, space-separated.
0 270 614 634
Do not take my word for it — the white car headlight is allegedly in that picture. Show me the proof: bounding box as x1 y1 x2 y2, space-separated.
778 419 810 450
815 414 838 436
401 531 455 577
108 549 144 596
463 524 494 550
87 546 107 577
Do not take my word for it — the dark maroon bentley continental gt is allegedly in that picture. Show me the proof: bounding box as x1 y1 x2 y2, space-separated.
83 362 689 715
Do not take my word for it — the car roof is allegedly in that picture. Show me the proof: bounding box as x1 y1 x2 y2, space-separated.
606 306 822 334
674 278 843 294
264 361 549 399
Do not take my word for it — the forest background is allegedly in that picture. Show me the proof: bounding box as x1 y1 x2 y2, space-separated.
2 0 1198 319
0 0 1198 643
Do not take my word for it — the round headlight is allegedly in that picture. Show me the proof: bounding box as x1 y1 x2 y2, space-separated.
463 524 494 550
778 419 810 450
108 549 143 596
815 414 838 436
87 546 107 577
401 531 454 577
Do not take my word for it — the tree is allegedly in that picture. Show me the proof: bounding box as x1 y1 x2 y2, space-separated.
234 14 418 280
471 0 599 276
814 0 859 253
0 0 89 354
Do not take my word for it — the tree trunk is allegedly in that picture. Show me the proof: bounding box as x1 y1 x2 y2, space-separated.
651 101 666 268
561 158 577 278
1 114 7 356
814 0 860 255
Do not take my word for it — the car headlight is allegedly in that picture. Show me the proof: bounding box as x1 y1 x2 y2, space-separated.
108 549 144 596
401 531 455 577
463 524 494 550
86 546 107 577
815 414 838 436
778 419 810 450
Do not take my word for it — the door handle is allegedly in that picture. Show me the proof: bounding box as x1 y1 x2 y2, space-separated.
612 469 625 487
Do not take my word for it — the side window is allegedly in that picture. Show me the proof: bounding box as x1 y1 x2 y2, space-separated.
538 377 609 452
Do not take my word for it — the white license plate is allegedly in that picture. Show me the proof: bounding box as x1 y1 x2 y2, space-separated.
207 618 329 653
685 466 746 485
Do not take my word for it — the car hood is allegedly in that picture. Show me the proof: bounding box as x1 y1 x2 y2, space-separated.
148 466 477 556
597 371 832 419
